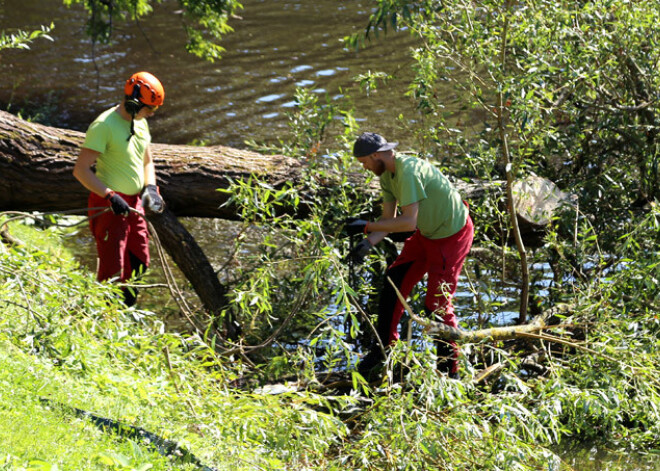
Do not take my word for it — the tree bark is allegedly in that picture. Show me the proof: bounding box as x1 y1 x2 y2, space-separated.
0 110 305 218
0 110 572 224
145 208 238 338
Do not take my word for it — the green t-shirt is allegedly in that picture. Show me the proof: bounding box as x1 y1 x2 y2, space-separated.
380 155 468 239
82 107 151 195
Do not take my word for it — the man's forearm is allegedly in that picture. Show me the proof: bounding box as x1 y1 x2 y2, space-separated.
143 146 158 187
367 215 417 234
74 167 111 198
366 231 389 246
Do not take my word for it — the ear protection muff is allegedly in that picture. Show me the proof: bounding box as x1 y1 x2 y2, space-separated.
124 82 145 141
124 82 144 116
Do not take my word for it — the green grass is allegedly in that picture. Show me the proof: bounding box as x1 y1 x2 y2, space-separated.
2 218 660 470
0 342 177 470
0 222 346 470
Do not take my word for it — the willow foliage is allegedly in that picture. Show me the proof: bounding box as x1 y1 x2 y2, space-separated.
350 0 660 222
2 216 660 469
62 0 242 60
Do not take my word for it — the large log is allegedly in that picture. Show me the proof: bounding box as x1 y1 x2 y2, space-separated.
0 109 293 337
0 109 305 218
0 109 573 224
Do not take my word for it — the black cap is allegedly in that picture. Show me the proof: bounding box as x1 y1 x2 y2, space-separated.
353 132 398 158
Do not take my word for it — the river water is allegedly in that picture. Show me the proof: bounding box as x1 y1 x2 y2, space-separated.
0 0 418 148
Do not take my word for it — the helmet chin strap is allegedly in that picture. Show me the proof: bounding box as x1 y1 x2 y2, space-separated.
128 111 137 141
126 83 144 141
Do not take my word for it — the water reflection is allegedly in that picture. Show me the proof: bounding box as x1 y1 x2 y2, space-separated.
0 0 419 148
558 443 660 471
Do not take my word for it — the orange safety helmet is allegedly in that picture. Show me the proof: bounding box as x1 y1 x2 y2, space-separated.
124 71 165 107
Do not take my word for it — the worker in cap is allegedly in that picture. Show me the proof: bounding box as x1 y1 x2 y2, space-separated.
345 132 474 378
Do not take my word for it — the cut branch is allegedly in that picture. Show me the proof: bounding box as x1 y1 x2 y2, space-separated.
387 276 569 342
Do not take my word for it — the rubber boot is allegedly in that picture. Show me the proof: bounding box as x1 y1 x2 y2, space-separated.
121 286 139 307
425 307 459 379
358 344 385 380
436 339 459 379
121 251 146 307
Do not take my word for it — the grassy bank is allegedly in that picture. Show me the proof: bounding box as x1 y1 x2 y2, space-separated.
1 217 660 470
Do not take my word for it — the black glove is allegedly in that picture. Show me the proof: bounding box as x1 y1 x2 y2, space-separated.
348 238 373 264
344 218 369 237
141 184 165 213
107 192 130 216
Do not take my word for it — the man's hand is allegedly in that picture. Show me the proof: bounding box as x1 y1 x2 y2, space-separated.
142 184 165 213
344 218 369 236
348 238 373 264
107 192 130 216
106 191 131 216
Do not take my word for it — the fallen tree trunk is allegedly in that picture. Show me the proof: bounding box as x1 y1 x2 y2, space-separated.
0 110 312 336
0 110 572 223
0 110 306 218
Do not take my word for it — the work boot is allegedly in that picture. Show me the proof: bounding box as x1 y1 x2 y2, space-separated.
121 286 139 307
436 339 459 379
358 348 385 380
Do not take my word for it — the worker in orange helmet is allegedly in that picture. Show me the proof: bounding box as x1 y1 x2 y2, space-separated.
73 71 166 306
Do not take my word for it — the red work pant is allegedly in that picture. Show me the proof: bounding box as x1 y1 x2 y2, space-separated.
376 213 474 374
88 192 150 283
